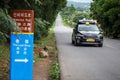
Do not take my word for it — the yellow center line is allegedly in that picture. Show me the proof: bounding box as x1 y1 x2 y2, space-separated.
105 44 116 49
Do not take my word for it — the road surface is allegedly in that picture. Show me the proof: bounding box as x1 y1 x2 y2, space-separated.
54 15 120 80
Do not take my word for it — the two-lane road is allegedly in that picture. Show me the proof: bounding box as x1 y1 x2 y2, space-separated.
54 15 120 80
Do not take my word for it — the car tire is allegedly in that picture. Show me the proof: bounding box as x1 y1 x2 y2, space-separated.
72 39 74 44
98 43 103 47
74 39 79 46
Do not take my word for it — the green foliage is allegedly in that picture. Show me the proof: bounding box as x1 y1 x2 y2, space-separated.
73 11 90 23
0 44 10 80
60 5 76 26
0 0 10 9
50 62 60 80
67 1 90 11
61 5 91 27
9 0 42 18
90 0 120 38
0 9 17 42
40 0 66 26
34 18 50 40
0 0 67 42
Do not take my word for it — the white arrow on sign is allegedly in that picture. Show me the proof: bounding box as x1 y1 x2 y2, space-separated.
14 58 28 63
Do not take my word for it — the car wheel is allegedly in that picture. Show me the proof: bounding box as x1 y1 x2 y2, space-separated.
98 43 103 47
72 39 74 44
74 39 79 46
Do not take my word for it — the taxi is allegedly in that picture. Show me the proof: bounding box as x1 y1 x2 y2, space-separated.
72 20 103 47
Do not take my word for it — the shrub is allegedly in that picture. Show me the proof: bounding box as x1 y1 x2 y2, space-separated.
0 9 18 42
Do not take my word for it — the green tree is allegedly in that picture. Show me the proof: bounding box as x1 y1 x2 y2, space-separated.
0 0 67 42
61 5 76 25
90 0 120 38
73 11 90 23
61 5 90 27
0 9 18 42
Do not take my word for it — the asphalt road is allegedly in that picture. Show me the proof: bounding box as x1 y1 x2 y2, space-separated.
54 15 120 80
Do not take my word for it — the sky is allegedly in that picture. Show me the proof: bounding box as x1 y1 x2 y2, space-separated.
67 0 92 3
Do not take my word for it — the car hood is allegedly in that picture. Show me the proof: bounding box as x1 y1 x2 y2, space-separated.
79 31 100 35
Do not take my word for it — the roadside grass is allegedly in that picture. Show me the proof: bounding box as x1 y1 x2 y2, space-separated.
0 43 9 80
49 62 60 80
34 27 60 80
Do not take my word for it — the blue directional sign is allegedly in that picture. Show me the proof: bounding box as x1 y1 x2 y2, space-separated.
10 33 34 80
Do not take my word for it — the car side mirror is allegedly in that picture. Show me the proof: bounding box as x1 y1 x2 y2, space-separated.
100 29 103 34
73 28 77 33
73 29 75 32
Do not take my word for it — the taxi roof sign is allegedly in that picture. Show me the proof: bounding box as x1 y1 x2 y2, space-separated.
78 20 96 24
85 22 90 25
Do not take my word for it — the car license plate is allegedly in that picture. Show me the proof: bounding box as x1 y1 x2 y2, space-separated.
86 39 95 42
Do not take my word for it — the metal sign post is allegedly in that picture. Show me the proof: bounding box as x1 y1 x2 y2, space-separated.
10 10 34 80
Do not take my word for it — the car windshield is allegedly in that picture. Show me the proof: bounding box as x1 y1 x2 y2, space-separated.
78 24 99 31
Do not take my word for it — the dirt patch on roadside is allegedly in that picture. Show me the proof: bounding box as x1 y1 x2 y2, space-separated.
33 58 52 80
33 46 54 80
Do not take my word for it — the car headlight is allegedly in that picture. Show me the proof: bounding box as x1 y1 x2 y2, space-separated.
76 33 84 37
98 34 103 39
